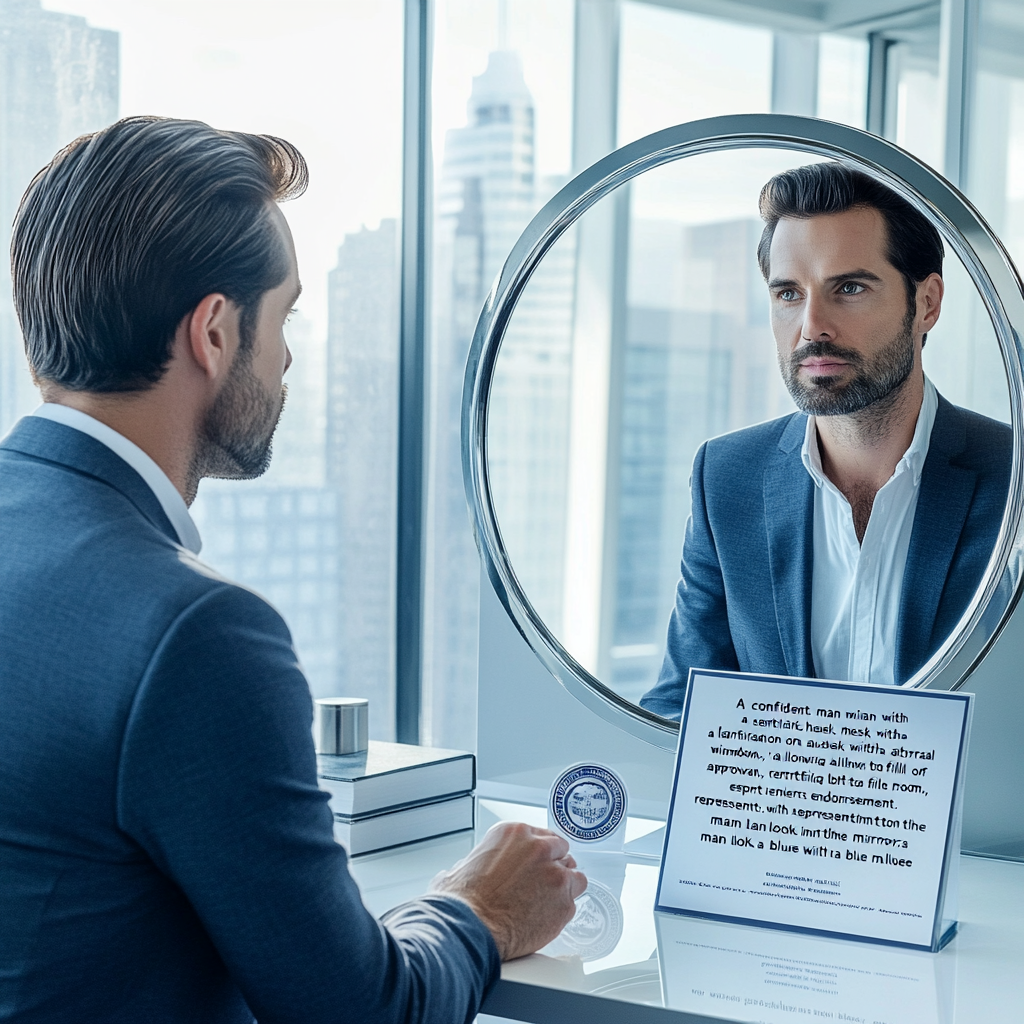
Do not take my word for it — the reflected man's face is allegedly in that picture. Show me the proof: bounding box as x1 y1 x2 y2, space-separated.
766 207 942 417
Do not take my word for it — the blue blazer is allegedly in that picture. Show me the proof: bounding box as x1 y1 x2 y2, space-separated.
0 417 497 1024
641 396 1012 719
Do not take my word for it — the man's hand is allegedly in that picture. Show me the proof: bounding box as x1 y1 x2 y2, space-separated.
431 821 587 961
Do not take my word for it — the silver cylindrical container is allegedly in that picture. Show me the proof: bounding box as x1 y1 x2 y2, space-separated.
314 697 369 755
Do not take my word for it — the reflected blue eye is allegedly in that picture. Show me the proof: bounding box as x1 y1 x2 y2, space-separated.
839 281 865 295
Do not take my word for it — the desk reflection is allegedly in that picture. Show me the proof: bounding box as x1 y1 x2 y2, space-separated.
543 878 624 961
656 912 954 1024
493 845 1024 1022
540 852 627 962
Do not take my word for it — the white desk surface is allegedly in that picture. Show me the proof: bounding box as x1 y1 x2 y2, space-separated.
348 799 1024 1024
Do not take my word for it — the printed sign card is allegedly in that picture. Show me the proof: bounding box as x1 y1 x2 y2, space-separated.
655 670 972 951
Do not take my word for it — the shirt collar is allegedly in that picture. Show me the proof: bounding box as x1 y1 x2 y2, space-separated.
800 376 938 491
30 404 202 554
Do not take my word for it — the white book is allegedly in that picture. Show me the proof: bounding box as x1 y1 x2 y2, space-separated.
317 741 475 817
332 793 476 856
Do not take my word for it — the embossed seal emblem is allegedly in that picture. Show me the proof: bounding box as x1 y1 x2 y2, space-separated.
543 878 625 961
549 763 628 843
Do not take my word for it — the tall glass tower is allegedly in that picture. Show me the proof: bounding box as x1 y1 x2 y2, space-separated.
0 0 118 432
327 220 401 731
427 51 576 748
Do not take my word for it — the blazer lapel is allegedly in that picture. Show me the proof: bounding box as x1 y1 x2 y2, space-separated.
895 398 976 681
763 414 816 677
0 416 179 545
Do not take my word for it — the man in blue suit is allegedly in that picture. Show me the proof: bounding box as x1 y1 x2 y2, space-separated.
641 163 1011 719
0 117 585 1022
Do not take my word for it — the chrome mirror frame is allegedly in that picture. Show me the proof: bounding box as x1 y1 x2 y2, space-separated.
462 113 1024 750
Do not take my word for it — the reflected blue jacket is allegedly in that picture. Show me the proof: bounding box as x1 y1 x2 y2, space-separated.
641 396 1012 719
0 416 498 1023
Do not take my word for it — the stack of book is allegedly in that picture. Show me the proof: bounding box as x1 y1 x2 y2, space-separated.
318 741 475 856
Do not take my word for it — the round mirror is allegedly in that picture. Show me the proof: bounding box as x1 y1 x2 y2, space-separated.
463 114 1024 749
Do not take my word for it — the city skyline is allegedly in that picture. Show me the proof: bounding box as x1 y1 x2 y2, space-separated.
0 0 118 432
425 49 546 750
0 4 833 733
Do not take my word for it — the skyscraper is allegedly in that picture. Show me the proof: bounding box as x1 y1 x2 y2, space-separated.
0 0 118 432
436 50 538 293
607 215 792 702
487 186 576 635
427 51 576 749
326 219 401 733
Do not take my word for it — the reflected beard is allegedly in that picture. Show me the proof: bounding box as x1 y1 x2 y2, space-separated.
781 311 916 417
193 352 286 484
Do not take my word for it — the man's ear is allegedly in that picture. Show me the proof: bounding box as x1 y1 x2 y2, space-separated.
917 273 944 335
186 293 239 382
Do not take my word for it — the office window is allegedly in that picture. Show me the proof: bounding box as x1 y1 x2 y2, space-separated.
817 33 869 129
617 2 773 147
8 0 1012 746
426 0 854 743
3 0 404 737
424 0 575 750
886 17 942 169
969 1 1024 270
917 0 1019 427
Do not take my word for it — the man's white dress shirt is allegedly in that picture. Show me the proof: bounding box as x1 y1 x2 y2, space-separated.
802 377 938 686
31 403 202 555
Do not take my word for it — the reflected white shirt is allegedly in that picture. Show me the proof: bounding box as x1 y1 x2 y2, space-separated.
31 403 202 555
802 377 938 686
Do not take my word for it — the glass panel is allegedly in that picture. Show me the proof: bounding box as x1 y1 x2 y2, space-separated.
424 0 575 750
889 20 942 169
0 2 118 430
444 3 886 731
4 0 404 736
917 0 1015 427
925 0 1024 427
817 33 869 129
617 2 772 147
970 2 1024 270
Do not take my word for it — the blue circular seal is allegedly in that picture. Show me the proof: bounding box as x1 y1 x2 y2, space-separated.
549 763 627 842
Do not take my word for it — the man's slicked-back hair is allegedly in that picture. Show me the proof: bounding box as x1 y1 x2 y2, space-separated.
11 115 308 392
756 162 943 307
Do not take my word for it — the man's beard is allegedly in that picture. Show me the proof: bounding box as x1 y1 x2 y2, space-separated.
192 350 286 484
780 309 916 417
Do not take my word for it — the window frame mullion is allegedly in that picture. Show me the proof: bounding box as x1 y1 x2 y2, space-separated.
395 0 433 744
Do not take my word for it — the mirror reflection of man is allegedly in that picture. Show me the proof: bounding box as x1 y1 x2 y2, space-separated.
641 163 1011 719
